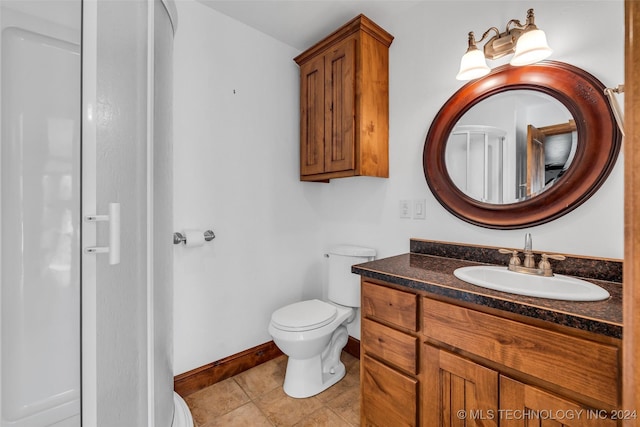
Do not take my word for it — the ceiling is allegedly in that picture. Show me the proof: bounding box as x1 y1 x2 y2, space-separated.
196 0 423 51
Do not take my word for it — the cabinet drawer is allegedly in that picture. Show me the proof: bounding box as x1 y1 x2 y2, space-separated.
362 355 417 427
423 298 620 407
362 281 417 331
362 318 417 374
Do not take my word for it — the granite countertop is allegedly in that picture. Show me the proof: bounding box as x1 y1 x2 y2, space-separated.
352 243 623 339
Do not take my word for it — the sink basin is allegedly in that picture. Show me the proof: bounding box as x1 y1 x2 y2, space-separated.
453 266 610 301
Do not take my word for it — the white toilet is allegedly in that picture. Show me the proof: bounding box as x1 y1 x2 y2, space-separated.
268 245 375 398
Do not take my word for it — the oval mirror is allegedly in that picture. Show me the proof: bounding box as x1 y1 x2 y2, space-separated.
423 61 622 229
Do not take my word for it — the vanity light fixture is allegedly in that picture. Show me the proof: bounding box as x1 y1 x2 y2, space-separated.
604 84 625 136
456 8 552 80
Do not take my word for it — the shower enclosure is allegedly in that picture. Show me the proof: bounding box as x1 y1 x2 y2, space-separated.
446 125 507 204
0 0 184 425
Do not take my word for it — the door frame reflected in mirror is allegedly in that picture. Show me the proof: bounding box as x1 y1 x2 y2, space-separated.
526 119 577 198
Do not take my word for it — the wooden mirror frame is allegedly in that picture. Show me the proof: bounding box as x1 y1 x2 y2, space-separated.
423 61 622 229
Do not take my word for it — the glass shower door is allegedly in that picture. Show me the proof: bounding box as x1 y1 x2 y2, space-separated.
82 1 176 425
0 0 177 424
82 1 151 425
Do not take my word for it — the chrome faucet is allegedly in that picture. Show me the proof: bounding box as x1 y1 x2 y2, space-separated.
498 233 565 277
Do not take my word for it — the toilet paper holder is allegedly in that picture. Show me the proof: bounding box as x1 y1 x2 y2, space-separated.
173 230 215 245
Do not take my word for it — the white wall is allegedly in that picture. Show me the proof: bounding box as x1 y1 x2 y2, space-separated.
173 0 624 374
173 1 325 374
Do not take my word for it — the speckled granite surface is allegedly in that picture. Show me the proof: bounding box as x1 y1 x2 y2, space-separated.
352 240 623 339
410 239 623 283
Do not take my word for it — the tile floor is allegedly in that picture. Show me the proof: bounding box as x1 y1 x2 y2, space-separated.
184 352 360 427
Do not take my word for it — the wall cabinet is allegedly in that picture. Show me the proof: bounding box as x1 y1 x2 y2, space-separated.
360 280 622 426
294 15 393 182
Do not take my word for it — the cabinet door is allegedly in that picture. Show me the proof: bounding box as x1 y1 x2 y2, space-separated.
324 37 355 173
500 377 618 427
299 54 325 176
423 345 498 427
362 355 417 427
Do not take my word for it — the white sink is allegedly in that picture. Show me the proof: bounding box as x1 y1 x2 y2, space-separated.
453 266 610 301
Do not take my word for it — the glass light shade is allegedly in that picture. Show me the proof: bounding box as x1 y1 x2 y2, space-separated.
456 49 490 81
510 29 552 66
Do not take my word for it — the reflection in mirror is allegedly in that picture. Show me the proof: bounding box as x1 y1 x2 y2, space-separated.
444 90 575 204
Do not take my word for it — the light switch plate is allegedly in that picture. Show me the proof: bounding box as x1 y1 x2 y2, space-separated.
413 199 426 219
399 200 411 218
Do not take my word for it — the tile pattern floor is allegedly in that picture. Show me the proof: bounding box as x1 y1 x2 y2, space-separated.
184 352 360 427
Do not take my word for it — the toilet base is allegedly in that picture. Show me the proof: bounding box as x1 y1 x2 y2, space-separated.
283 356 346 399
281 324 349 398
172 392 194 427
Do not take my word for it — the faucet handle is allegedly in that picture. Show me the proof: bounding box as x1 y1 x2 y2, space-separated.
538 253 566 276
541 253 566 261
499 248 521 266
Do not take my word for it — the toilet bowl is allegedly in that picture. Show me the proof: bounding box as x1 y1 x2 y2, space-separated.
268 245 375 398
269 299 353 398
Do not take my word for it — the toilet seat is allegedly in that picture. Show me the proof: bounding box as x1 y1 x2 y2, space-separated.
271 299 337 332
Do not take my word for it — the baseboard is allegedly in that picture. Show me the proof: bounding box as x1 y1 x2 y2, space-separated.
174 337 361 398
174 341 283 397
344 336 360 359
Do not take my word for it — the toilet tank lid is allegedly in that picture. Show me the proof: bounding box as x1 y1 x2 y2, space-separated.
329 245 376 257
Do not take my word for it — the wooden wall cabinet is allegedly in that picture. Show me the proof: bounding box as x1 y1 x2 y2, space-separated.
360 280 622 426
294 15 393 182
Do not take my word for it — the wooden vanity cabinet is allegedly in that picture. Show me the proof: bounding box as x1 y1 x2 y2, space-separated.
423 298 621 427
294 15 393 182
422 351 617 427
359 280 622 427
361 281 419 426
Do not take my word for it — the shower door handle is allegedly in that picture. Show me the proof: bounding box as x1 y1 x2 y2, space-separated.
84 202 121 265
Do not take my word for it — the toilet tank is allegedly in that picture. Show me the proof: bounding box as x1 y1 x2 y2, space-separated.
328 245 376 307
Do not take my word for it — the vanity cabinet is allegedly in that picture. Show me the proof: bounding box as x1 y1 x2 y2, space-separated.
360 281 419 426
294 15 393 182
422 298 620 407
360 280 622 427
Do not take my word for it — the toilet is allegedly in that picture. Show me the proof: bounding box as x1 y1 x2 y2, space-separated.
268 245 376 398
